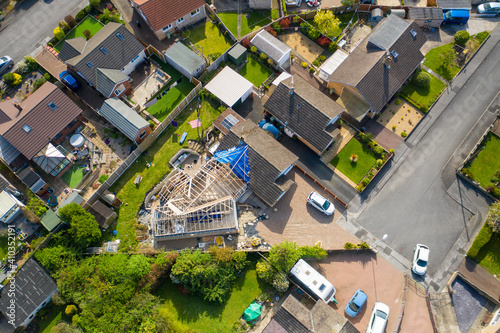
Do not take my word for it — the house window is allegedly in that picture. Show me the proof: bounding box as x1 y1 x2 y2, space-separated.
191 8 200 16
29 314 34 319
424 19 432 23
221 114 238 131
48 102 58 111
162 24 172 32
67 119 78 128
114 88 124 96
86 62 94 68
139 130 147 139
54 132 62 140
100 46 108 55
177 17 185 23
42 301 47 306
22 124 32 133
131 55 140 63
410 29 417 38
391 50 399 59
116 33 124 40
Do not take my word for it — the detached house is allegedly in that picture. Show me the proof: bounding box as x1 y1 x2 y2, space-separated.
132 0 207 40
0 82 83 179
58 23 146 99
264 74 344 156
324 15 427 124
215 119 298 207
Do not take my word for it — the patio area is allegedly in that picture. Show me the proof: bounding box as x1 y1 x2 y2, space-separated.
376 99 425 138
278 32 324 64
129 62 171 108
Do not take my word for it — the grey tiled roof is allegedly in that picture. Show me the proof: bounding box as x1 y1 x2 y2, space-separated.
328 16 427 113
217 120 297 207
95 68 129 98
273 307 310 333
437 0 471 10
368 15 410 51
164 42 205 75
264 75 343 153
59 23 144 94
408 7 444 20
58 37 86 62
99 98 149 141
251 30 291 62
0 258 57 328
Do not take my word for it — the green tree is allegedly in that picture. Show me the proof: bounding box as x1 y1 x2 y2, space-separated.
2 72 22 87
268 240 302 273
439 48 455 69
454 30 470 46
487 201 500 233
54 27 65 41
50 322 82 333
89 0 100 8
127 254 153 279
34 245 76 274
58 203 101 248
65 304 78 316
313 10 340 39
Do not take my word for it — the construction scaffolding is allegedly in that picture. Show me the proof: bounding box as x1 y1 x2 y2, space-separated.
151 159 247 239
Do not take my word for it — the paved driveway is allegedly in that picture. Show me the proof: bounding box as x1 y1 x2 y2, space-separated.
0 0 86 63
349 26 500 289
255 169 357 249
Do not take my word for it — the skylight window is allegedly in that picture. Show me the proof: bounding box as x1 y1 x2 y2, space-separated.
100 46 108 55
221 114 238 131
116 33 124 40
48 102 58 111
86 62 94 68
391 50 399 59
410 29 417 38
22 125 32 133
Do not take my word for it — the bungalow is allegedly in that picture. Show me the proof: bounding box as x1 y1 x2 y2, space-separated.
132 0 207 40
99 98 152 144
0 82 84 179
0 258 57 331
251 30 292 71
215 120 298 207
264 74 343 156
325 15 427 125
164 42 206 80
58 23 146 99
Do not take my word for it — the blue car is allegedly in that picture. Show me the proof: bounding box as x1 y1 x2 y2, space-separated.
258 120 282 140
344 289 367 317
59 71 80 90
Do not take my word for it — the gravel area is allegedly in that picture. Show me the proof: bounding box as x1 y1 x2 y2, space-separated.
451 277 487 333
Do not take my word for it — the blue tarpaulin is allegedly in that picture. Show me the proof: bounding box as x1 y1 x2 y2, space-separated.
214 145 250 182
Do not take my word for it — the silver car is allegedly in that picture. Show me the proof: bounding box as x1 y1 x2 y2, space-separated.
307 192 335 215
0 56 13 76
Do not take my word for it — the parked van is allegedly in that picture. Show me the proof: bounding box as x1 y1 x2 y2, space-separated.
289 259 337 304
442 10 470 24
258 120 282 140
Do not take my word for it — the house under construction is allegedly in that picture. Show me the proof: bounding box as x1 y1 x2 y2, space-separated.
151 158 247 240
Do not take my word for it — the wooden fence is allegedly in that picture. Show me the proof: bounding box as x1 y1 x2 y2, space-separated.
83 82 202 209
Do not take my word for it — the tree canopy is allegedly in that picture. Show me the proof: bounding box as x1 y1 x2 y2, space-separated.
58 203 101 249
313 10 341 39
487 201 500 233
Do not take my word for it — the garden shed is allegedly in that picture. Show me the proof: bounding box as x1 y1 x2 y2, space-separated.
164 42 206 80
251 30 292 71
228 44 248 66
205 67 254 108
371 8 384 22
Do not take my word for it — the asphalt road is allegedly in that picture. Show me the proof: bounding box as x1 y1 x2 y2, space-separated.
0 0 86 63
351 28 500 279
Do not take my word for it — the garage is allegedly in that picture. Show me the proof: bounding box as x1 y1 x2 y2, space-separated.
205 66 254 108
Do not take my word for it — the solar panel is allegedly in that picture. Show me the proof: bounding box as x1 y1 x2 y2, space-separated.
221 114 239 130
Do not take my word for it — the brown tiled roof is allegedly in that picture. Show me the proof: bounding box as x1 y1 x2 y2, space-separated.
328 16 427 113
0 82 83 160
135 0 206 32
213 108 245 135
216 120 298 206
264 75 343 153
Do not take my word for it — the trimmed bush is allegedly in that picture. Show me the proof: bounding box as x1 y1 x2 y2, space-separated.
302 62 307 68
300 245 327 259
328 41 338 52
44 72 51 80
65 305 77 316
309 67 315 73
454 31 470 47
361 178 370 186
308 28 321 40
24 56 38 72
358 242 370 249
401 131 408 138
271 9 279 20
83 29 92 40
312 59 319 66
372 145 385 158
89 0 100 8
376 159 384 168
59 21 70 33
53 27 65 41
344 242 358 250
75 9 86 21
2 73 22 87
250 46 257 53
32 78 46 92
65 15 77 28
395 99 401 105
99 174 109 183
412 72 431 89
319 55 326 61
389 149 395 154
356 184 364 191
467 223 493 258
358 132 374 144
260 52 268 60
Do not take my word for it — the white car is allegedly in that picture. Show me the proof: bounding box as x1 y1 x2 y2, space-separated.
307 192 335 215
478 2 500 14
366 302 390 333
412 244 430 275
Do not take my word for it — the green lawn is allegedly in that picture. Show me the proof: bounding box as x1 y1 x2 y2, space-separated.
240 11 272 36
400 70 447 112
423 43 461 81
185 22 233 57
156 266 265 333
468 133 500 188
37 303 72 333
218 12 239 37
109 99 221 250
61 164 85 188
146 80 195 122
0 236 7 260
238 56 273 87
330 138 378 184
54 17 104 52
474 231 500 277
